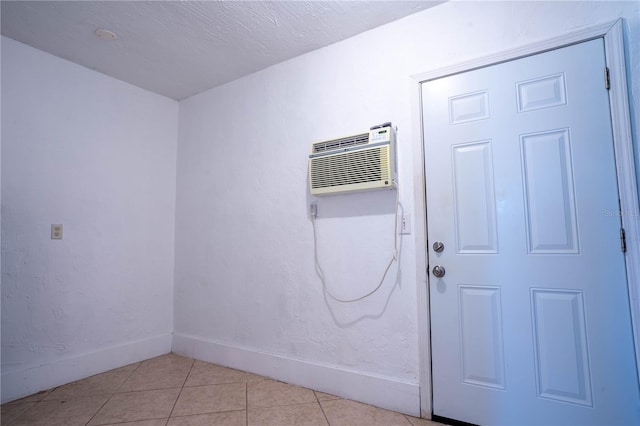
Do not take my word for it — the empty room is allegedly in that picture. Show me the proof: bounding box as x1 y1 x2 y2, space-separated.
2 1 640 425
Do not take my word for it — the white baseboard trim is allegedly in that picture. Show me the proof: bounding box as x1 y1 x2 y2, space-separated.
172 333 420 416
1 333 172 403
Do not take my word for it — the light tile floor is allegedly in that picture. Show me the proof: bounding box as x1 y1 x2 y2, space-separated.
1 354 447 426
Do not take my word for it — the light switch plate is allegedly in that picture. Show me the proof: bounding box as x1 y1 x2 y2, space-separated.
51 224 63 240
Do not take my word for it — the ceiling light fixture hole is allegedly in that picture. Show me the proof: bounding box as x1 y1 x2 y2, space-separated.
95 29 118 41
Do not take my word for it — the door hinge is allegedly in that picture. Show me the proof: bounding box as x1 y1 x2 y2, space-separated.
621 228 627 253
605 67 611 90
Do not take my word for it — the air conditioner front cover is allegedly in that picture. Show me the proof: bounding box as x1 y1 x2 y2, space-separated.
309 127 396 196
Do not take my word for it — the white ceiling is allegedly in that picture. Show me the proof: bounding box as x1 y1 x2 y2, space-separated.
1 1 443 100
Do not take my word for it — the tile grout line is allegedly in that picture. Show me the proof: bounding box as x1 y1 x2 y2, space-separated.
84 360 145 426
84 395 114 426
314 391 332 426
6 384 64 424
4 400 37 425
3 355 443 426
5 362 143 426
245 381 249 426
165 357 196 421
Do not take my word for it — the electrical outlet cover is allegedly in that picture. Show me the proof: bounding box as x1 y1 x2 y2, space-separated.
51 224 63 240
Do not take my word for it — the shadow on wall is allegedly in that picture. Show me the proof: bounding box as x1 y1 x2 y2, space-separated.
307 187 397 218
306 188 405 327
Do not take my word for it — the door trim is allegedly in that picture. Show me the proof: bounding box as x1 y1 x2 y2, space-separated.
410 19 640 418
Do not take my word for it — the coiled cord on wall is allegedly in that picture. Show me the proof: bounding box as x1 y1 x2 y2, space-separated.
311 185 400 303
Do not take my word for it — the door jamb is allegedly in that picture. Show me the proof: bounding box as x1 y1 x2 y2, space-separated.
410 19 640 418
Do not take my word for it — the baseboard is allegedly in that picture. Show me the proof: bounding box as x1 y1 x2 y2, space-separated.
172 332 420 416
1 333 172 403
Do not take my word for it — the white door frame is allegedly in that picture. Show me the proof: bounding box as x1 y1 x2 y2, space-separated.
410 19 640 419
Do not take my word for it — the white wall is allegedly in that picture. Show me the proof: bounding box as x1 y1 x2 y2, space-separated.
173 1 640 416
1 0 637 415
1 37 178 402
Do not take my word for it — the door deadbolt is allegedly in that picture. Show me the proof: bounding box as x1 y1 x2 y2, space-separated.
432 265 445 278
433 241 444 253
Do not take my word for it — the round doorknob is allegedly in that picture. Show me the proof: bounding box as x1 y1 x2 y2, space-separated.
433 241 444 253
432 265 445 278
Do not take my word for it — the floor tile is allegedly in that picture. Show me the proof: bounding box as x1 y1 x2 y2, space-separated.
109 361 142 373
168 411 246 426
320 398 412 426
118 368 189 392
406 416 449 426
11 395 109 426
44 370 132 400
118 355 193 392
171 383 246 417
248 402 328 426
88 388 180 425
138 354 193 370
13 417 89 426
314 390 341 401
0 354 446 426
5 390 51 405
0 402 35 425
248 379 316 409
99 420 168 426
184 360 264 387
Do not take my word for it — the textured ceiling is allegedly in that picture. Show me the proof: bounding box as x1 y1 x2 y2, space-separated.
1 1 443 100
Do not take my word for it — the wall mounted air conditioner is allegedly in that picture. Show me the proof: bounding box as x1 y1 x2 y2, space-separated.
308 124 397 196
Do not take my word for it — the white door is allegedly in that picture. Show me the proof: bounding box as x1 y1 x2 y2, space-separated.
423 39 640 425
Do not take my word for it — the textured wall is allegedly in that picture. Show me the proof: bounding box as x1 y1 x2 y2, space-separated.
174 0 640 413
1 37 178 401
1 0 638 413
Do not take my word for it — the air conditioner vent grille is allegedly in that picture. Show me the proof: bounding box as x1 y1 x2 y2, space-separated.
310 146 390 189
312 133 369 153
